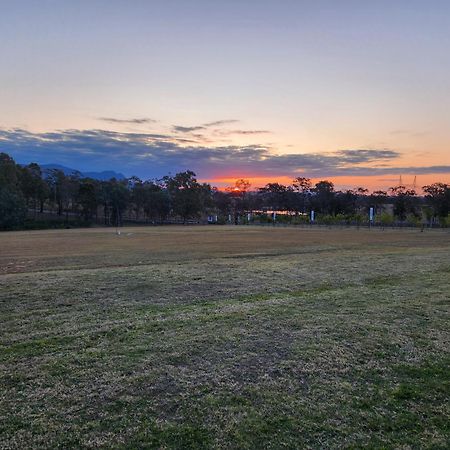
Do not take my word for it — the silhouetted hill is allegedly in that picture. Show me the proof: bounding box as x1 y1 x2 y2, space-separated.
40 164 126 180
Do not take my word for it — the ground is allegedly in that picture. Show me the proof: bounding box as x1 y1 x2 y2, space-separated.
1 225 449 449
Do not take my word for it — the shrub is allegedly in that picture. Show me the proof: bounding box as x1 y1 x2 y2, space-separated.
440 215 450 228
380 212 394 226
406 214 422 227
291 214 309 225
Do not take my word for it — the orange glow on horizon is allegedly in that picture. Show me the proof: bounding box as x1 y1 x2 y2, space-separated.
202 173 450 193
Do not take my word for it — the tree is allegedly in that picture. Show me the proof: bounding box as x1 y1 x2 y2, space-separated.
164 171 211 223
104 179 129 227
129 177 145 220
335 189 358 215
234 179 251 193
0 153 20 188
389 185 418 221
258 183 294 212
292 177 312 213
212 189 232 218
370 190 388 214
19 163 48 216
0 153 27 229
311 180 335 214
0 187 27 230
423 183 450 219
142 181 170 223
225 179 253 223
77 178 100 221
48 171 80 220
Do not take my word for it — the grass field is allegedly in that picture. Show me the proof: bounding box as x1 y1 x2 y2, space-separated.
1 226 449 449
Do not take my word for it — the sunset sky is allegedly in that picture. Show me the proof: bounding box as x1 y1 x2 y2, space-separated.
1 0 450 191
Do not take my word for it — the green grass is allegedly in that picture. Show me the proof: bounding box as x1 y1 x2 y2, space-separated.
0 226 449 448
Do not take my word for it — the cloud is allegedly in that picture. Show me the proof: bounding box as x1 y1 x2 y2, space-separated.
335 149 399 164
390 129 429 138
172 119 240 133
172 125 206 133
1 128 449 181
98 117 156 124
216 129 271 136
202 119 240 127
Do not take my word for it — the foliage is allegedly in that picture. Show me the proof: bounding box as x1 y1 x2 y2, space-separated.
0 153 19 187
164 171 212 223
2 152 450 230
389 185 419 221
423 182 450 218
440 214 450 227
0 187 27 229
288 214 309 225
0 153 28 229
380 212 395 226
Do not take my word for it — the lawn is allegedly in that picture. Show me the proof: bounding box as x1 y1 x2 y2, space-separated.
1 226 449 448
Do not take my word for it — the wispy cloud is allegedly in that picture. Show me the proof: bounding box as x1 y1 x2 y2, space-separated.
98 117 156 124
1 128 449 181
173 119 241 133
215 129 271 136
202 119 239 127
389 129 429 138
172 125 206 133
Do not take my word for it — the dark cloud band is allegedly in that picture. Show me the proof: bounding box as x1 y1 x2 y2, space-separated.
98 117 156 124
1 128 449 180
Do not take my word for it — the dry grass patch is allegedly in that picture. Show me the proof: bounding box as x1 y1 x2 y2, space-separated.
1 226 449 448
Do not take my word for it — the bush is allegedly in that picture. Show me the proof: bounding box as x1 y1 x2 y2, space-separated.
440 215 450 228
254 214 271 224
216 216 228 225
406 214 422 227
352 213 366 225
291 214 310 225
319 214 338 225
274 214 292 224
380 212 394 226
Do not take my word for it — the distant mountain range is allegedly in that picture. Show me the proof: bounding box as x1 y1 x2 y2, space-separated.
40 164 126 181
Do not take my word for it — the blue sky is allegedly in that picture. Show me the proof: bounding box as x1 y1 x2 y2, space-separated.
1 1 450 188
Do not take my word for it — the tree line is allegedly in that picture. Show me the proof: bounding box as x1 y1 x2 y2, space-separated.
1 152 449 230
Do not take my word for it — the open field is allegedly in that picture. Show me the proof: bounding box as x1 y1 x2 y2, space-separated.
1 226 449 448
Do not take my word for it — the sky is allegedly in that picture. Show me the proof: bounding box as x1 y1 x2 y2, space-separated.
1 0 450 191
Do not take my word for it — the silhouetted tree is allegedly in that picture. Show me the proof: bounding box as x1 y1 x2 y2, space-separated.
423 183 450 219
0 188 27 230
225 179 253 223
389 185 418 221
0 153 27 229
77 178 100 221
311 180 336 214
142 181 170 222
105 179 129 227
164 171 212 223
292 177 312 213
370 190 388 215
19 163 48 216
259 183 295 212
